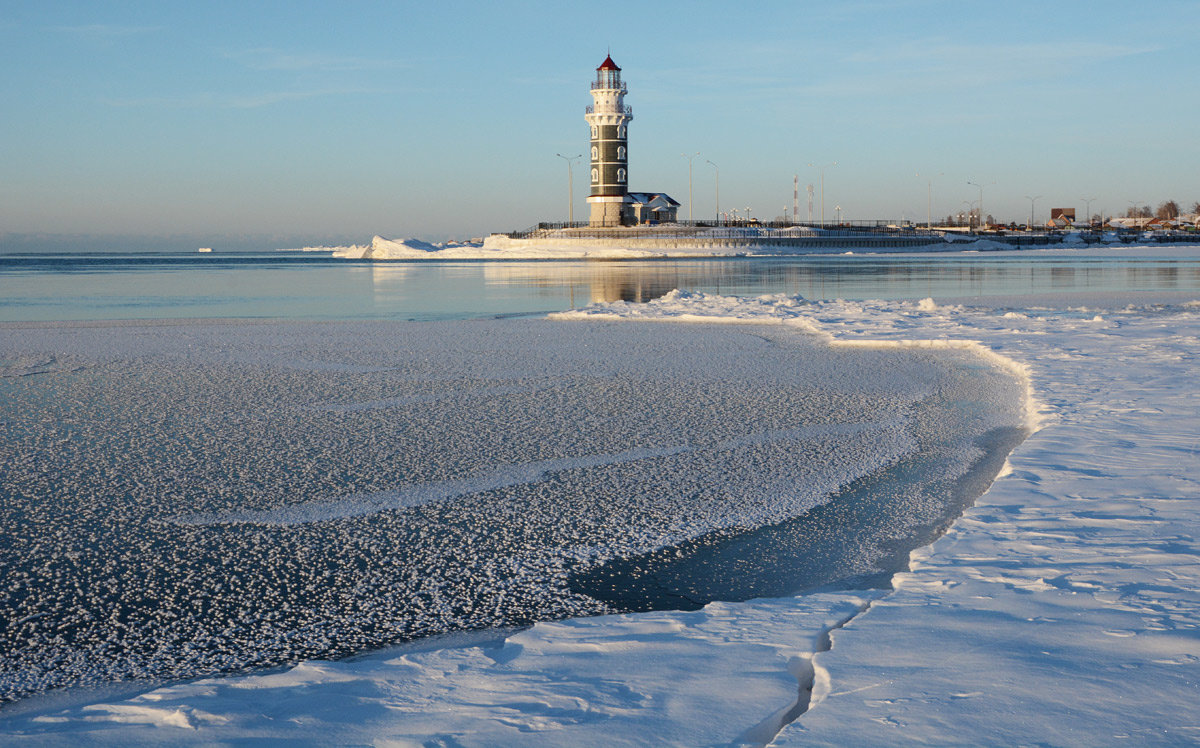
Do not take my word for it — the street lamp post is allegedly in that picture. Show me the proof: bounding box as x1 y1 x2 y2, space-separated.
705 159 719 224
835 205 842 224
1024 195 1042 230
962 200 979 230
967 180 993 231
808 161 837 228
682 152 699 221
555 153 581 224
917 172 943 230
1082 197 1096 228
745 206 752 223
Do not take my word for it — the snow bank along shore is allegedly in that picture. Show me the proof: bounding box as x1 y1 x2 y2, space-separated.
314 231 1187 260
326 232 990 259
3 276 1200 744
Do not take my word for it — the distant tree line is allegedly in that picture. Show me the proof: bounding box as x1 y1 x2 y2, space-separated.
937 200 1200 227
1124 200 1200 219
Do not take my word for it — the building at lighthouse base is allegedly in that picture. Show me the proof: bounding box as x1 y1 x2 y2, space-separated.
628 193 680 224
588 196 633 227
587 193 679 227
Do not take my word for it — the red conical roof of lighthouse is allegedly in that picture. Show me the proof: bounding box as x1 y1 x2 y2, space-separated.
597 55 620 71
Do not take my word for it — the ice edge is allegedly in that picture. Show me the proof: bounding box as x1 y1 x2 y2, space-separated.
552 290 1044 740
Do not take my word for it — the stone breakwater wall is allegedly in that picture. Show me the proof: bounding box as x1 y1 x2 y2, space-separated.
482 233 960 253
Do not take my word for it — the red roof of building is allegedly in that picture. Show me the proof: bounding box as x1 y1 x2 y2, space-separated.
597 55 620 71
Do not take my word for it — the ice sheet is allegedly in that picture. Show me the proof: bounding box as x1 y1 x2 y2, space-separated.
7 288 1193 746
0 315 1016 708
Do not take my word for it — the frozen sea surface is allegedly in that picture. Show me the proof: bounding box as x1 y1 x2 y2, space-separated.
3 249 1198 746
0 315 1024 703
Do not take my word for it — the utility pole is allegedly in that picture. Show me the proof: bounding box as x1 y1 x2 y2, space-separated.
917 172 942 230
808 161 837 227
556 153 581 224
968 181 982 230
682 152 699 221
1025 195 1042 230
793 174 799 226
706 160 719 223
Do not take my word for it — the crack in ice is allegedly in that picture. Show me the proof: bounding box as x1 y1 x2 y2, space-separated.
736 601 874 747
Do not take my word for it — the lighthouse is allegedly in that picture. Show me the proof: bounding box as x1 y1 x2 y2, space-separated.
585 55 633 227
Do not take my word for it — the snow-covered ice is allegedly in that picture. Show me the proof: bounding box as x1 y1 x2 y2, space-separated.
0 311 1020 713
2 254 1199 744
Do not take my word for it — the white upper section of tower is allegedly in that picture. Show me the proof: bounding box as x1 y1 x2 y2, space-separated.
586 55 632 125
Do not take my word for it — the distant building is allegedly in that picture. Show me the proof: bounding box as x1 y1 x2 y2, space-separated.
628 192 680 223
583 56 679 227
1108 217 1152 229
1046 207 1077 229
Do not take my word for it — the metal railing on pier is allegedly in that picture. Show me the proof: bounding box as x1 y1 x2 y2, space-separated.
501 220 1200 248
501 219 936 241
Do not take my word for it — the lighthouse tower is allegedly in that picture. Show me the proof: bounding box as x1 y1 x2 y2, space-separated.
585 55 633 227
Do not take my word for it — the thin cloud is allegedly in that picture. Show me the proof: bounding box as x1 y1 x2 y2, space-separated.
842 39 1160 66
224 47 407 72
102 87 391 110
50 23 163 39
643 36 1161 106
816 39 1162 98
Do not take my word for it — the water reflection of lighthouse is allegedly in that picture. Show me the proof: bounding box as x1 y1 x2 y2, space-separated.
588 271 676 304
483 263 706 305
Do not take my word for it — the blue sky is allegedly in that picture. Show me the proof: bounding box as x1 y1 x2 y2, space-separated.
2 0 1197 249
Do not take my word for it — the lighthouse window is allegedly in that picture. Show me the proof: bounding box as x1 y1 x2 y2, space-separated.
591 125 598 138
618 125 626 138
617 168 626 183
617 146 626 160
591 168 598 184
591 146 598 161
